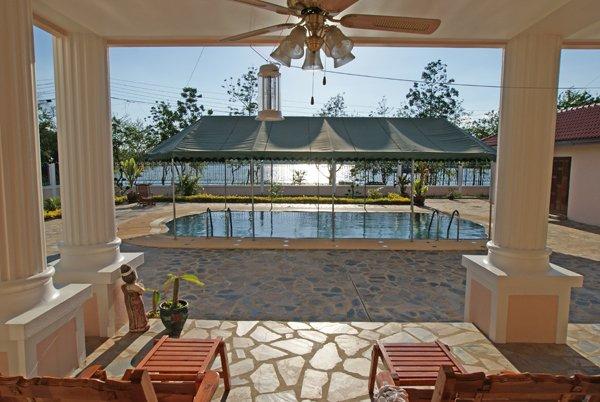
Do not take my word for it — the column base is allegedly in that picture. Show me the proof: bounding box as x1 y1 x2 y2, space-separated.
462 254 583 343
0 283 91 377
52 252 144 338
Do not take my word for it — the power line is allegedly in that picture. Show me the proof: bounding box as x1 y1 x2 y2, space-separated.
185 47 206 87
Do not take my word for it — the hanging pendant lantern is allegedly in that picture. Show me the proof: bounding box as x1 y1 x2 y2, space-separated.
257 63 284 121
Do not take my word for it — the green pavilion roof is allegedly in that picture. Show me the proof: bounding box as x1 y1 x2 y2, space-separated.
147 116 495 162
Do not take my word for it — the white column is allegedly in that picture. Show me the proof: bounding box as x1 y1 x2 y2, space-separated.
462 33 582 343
52 32 143 337
0 0 90 376
53 33 120 270
489 34 562 273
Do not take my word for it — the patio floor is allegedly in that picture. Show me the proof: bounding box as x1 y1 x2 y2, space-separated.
122 244 598 324
83 320 599 401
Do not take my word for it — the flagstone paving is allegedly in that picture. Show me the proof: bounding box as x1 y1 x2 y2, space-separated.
124 245 599 324
83 320 599 401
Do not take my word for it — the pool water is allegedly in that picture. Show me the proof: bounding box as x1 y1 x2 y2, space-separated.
166 211 487 240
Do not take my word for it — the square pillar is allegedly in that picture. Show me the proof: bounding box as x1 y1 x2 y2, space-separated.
463 33 582 343
51 32 143 337
0 0 91 376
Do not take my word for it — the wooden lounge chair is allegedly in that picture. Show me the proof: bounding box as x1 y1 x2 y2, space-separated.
369 341 467 394
375 365 600 402
0 365 219 401
135 336 231 393
136 183 155 206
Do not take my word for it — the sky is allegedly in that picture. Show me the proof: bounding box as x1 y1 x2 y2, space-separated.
34 27 600 124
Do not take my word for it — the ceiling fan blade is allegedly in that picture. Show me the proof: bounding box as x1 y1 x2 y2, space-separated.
221 23 298 42
339 14 441 35
227 0 297 16
313 0 359 14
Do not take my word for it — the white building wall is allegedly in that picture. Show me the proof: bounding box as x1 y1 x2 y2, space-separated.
555 142 600 227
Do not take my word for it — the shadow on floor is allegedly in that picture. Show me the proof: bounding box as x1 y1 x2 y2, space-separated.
549 218 600 235
84 332 151 370
495 343 600 376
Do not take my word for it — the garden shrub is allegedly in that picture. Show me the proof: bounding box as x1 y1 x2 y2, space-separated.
43 196 61 211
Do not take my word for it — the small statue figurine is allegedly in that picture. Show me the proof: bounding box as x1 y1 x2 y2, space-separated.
120 264 150 333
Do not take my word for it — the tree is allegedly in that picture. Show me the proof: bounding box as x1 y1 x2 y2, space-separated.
369 96 391 117
120 157 144 189
38 106 58 165
464 110 499 140
316 93 348 117
223 66 259 116
112 117 159 192
557 88 600 109
399 60 464 122
148 87 212 184
149 87 212 142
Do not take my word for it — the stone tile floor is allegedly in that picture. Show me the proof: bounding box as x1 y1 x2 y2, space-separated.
84 320 599 401
121 245 598 324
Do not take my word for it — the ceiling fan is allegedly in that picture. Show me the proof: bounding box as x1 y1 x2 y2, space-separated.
221 0 441 70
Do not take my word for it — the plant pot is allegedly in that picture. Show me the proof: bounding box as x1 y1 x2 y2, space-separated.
159 300 189 337
414 195 426 207
126 191 139 204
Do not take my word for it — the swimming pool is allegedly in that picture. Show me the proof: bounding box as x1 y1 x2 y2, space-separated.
166 211 487 240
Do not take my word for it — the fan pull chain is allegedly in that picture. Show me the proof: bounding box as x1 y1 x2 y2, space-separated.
323 58 327 85
310 69 315 105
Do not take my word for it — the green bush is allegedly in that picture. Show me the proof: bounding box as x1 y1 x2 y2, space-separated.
367 188 383 199
43 196 61 211
177 173 202 196
44 195 131 221
447 188 462 200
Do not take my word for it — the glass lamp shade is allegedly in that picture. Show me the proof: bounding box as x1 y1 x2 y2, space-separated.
324 26 354 59
287 25 307 59
302 50 324 70
257 63 284 121
270 43 292 67
334 52 355 68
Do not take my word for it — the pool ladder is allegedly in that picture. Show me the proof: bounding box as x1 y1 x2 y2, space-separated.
427 209 441 240
225 208 233 238
446 210 460 241
205 207 214 238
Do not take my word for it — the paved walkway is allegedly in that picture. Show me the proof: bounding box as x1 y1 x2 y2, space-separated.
84 319 598 401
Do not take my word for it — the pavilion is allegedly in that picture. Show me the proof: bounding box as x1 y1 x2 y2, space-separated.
1 0 598 377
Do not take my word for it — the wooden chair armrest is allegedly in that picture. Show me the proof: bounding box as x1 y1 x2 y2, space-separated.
77 365 106 380
193 371 220 402
376 371 396 388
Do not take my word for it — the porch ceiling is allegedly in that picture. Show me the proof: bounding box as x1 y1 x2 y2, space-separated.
33 0 600 47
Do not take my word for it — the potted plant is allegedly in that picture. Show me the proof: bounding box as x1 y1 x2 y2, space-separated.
159 273 204 337
413 178 428 207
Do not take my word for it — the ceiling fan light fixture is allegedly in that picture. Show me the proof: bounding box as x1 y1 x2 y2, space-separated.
287 25 308 58
333 51 355 68
324 26 354 59
302 50 324 71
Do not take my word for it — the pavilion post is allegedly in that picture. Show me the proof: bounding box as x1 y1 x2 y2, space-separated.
410 159 415 241
331 159 336 241
250 159 255 239
270 160 274 211
171 157 177 240
488 161 495 240
260 161 265 194
363 161 367 238
224 159 228 209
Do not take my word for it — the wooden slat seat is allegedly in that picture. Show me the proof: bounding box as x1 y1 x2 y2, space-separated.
369 340 467 393
136 336 230 392
0 367 219 402
374 366 600 402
